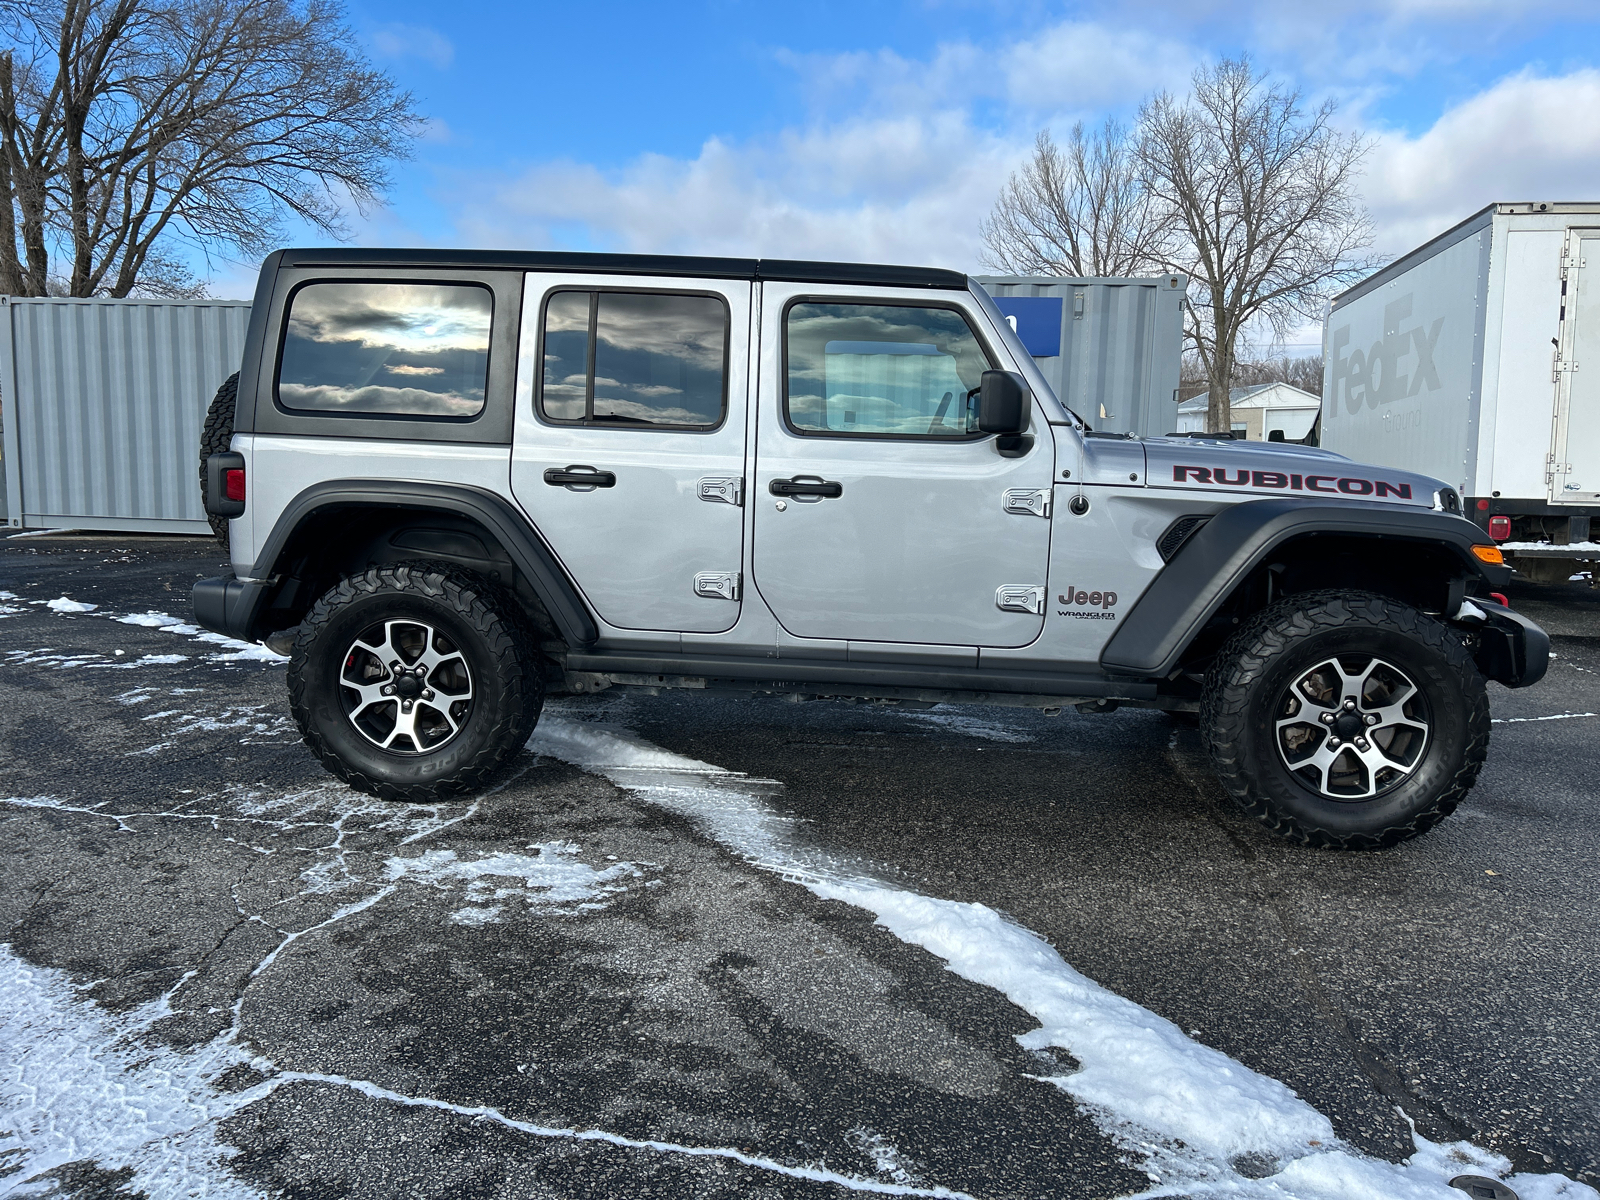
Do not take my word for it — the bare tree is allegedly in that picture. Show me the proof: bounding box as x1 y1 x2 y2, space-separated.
0 0 419 297
981 122 1171 278
1178 351 1325 403
1137 59 1377 433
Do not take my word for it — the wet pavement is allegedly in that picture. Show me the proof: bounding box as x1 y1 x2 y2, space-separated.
1 531 1595 1199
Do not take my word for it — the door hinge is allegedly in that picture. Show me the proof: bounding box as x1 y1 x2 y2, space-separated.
1002 488 1051 518
698 477 744 506
995 584 1045 615
693 571 741 601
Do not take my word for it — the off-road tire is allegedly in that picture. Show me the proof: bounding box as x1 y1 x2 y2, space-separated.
198 373 239 545
1202 589 1490 849
288 563 544 802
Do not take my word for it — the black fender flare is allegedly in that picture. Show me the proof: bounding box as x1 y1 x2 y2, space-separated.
1099 498 1510 678
237 480 597 646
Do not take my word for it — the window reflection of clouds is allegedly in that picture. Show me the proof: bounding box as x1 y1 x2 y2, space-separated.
279 282 492 418
540 290 727 428
540 292 591 421
786 304 990 437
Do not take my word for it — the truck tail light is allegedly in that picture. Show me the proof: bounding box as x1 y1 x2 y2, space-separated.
1487 515 1510 540
225 468 245 502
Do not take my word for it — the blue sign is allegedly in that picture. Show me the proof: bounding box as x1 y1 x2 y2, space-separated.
991 296 1063 357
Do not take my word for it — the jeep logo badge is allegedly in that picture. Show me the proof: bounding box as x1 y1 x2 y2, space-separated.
1057 586 1118 619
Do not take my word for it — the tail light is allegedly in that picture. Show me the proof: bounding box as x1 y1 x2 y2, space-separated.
225 468 245 502
1487 515 1511 540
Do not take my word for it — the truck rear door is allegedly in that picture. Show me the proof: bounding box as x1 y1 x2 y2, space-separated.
1553 230 1600 506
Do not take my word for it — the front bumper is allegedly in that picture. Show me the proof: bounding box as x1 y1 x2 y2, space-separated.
193 576 269 642
1467 598 1550 688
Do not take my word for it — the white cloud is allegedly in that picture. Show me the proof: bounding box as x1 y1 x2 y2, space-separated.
445 19 1198 270
453 113 1026 268
997 22 1196 110
1363 69 1600 255
371 23 454 70
777 22 1193 120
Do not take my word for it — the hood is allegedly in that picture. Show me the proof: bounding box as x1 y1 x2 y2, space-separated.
1139 435 1450 510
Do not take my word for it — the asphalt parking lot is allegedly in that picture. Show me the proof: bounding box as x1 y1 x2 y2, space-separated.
2 531 1597 1200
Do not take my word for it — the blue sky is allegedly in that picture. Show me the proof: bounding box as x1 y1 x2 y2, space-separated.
211 0 1600 318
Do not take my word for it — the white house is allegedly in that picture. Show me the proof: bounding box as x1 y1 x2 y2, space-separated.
1172 382 1321 441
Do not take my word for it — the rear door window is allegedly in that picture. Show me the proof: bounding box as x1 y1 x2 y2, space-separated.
539 290 728 429
277 282 493 418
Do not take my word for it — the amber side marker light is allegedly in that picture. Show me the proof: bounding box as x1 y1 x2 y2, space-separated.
1472 544 1505 565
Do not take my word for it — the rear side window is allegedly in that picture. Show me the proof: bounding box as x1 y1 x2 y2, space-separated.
785 302 993 437
277 282 493 418
539 290 728 429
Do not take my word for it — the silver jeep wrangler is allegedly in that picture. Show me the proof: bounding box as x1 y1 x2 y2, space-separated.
196 249 1547 849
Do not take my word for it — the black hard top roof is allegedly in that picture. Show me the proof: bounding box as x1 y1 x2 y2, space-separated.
273 247 967 290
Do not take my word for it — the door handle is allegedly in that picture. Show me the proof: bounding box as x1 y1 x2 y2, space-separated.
544 465 616 489
768 476 843 498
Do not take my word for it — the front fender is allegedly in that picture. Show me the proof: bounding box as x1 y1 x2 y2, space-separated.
1100 498 1510 678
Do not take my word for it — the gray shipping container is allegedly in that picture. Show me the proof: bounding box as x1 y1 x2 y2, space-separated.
975 274 1188 438
1323 201 1600 512
0 296 250 534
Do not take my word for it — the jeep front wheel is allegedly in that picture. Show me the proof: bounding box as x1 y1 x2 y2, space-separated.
1202 590 1490 849
288 564 543 801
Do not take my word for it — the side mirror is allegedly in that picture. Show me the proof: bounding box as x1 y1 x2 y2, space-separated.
978 370 1029 434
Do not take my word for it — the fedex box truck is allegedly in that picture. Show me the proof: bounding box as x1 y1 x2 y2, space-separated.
1322 202 1600 582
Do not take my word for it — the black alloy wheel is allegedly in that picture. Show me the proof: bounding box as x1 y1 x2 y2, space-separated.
1203 590 1490 849
288 563 543 802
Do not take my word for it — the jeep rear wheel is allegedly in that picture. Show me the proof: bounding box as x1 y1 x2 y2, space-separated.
1202 590 1490 849
288 564 543 802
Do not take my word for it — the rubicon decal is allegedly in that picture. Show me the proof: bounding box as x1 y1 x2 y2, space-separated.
1172 465 1412 499
1057 585 1118 620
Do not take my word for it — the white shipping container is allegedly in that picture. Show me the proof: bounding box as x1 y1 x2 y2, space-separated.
1322 203 1600 542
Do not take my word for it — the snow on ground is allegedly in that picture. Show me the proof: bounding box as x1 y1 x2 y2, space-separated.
114 610 285 662
897 708 1037 743
530 711 1597 1200
1500 541 1600 550
0 945 262 1199
1492 712 1597 724
384 842 649 923
43 596 97 613
0 781 975 1199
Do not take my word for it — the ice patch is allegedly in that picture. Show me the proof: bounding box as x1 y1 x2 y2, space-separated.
7 648 189 671
1492 712 1597 724
899 708 1035 743
848 1127 922 1187
5 648 106 669
385 842 646 919
0 944 262 1198
532 711 1596 1200
129 704 297 751
45 595 97 612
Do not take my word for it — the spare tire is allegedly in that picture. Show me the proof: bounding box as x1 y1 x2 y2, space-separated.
198 373 239 545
